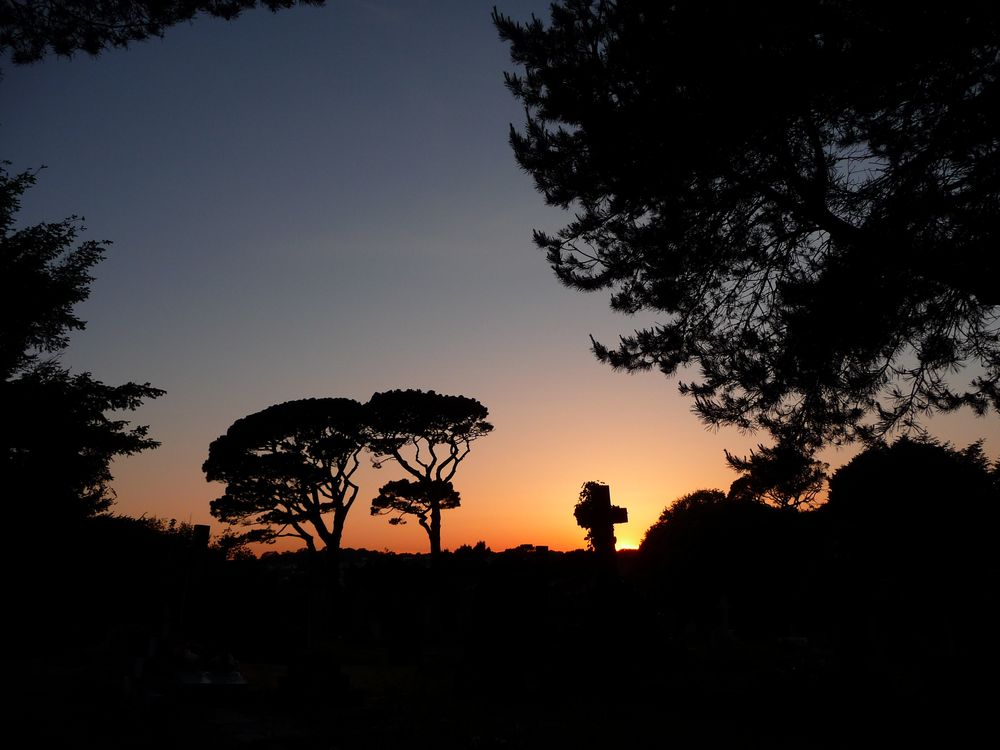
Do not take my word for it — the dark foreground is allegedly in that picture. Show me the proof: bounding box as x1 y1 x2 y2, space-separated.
13 517 998 749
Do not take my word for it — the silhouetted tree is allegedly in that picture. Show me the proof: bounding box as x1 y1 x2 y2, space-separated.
1 165 163 519
203 397 366 567
367 389 493 559
454 540 491 557
725 440 827 509
370 478 460 555
495 1 1000 448
828 436 997 519
0 0 324 64
827 436 998 560
825 436 1000 673
638 488 807 636
638 489 728 561
210 526 256 561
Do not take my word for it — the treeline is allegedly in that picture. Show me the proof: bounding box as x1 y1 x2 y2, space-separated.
23 436 999 648
20 436 999 663
637 437 999 652
11 435 999 746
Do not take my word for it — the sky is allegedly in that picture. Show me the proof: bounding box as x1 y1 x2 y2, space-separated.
3 0 998 553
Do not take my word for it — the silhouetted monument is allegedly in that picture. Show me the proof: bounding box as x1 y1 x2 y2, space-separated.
574 482 628 559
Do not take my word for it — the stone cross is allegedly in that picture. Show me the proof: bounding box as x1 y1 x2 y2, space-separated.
576 483 628 558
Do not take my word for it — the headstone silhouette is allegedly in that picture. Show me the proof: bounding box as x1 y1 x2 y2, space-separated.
574 483 628 559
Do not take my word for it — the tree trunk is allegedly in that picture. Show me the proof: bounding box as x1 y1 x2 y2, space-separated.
429 501 441 561
313 513 346 638
327 512 346 585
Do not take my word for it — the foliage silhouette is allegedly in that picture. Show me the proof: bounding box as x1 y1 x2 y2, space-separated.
203 397 366 565
367 389 493 559
454 539 491 558
211 524 256 561
725 440 827 509
495 1 1000 448
825 436 1000 680
638 488 728 564
827 435 998 559
638 488 815 636
370 477 460 554
0 165 163 518
0 0 325 64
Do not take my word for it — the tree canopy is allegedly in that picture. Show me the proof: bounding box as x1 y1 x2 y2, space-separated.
367 389 493 557
0 0 324 64
825 436 1000 647
638 488 728 564
0 165 163 518
495 0 1000 448
203 397 366 557
725 441 828 509
370 478 461 550
827 435 998 522
367 389 493 482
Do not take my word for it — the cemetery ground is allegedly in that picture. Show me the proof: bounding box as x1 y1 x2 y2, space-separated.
12 524 994 749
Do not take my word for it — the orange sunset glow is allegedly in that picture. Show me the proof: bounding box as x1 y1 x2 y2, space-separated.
109 364 997 554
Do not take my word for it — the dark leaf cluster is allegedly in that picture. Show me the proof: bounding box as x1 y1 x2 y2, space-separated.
371 477 460 527
638 437 999 642
827 435 998 519
0 165 163 518
725 440 828 509
495 0 1000 447
367 388 494 480
0 0 325 64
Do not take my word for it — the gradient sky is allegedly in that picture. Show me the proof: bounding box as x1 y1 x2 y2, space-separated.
3 0 998 553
